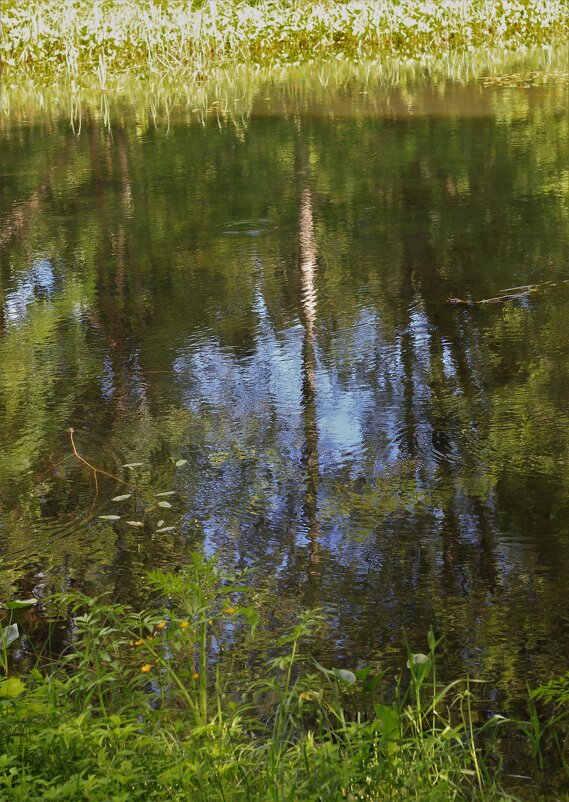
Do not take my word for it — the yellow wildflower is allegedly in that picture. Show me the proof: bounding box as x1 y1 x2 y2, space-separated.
179 620 189 629
192 672 200 681
155 621 167 630
225 607 235 615
141 663 153 674
133 638 145 647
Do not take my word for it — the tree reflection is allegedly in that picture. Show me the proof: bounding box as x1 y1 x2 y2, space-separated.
296 131 320 567
1 84 569 691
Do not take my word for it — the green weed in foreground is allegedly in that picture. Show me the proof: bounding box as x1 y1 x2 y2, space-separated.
0 553 567 801
1 0 569 85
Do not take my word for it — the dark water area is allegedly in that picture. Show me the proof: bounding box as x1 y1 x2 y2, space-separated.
1 76 569 706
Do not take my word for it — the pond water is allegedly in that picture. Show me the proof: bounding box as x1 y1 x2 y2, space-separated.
1 72 569 703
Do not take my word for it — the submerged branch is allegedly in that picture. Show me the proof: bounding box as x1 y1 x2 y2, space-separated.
447 278 569 307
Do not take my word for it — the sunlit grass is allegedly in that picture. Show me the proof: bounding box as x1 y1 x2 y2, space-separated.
1 1 568 124
1 0 568 87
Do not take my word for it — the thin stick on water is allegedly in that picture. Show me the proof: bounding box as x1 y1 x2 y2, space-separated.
69 428 133 490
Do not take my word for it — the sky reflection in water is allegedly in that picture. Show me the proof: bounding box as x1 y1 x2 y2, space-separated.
1 76 569 694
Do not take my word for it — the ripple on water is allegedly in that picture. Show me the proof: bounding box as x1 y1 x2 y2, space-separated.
0 429 132 567
221 219 275 238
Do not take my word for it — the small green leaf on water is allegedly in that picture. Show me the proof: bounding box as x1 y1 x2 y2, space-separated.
99 515 121 521
4 598 37 610
157 501 172 509
111 494 132 502
156 526 175 533
157 520 165 527
155 491 176 497
175 459 187 467
0 677 25 698
126 521 144 528
123 463 144 469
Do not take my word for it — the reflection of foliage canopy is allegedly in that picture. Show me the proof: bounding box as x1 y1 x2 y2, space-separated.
1 77 569 693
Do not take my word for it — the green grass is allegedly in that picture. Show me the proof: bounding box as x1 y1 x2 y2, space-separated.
1 1 568 125
1 0 568 87
1 553 567 801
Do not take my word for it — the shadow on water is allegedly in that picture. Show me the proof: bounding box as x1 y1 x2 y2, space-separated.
1 65 569 726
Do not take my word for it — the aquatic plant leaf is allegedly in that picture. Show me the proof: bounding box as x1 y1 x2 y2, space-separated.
364 672 384 694
0 677 25 698
99 515 121 521
157 520 165 527
354 665 385 693
4 598 37 610
156 526 175 533
374 703 400 738
314 660 356 686
155 491 176 497
354 666 371 681
126 521 144 527
157 501 172 509
175 459 187 467
407 652 432 684
111 494 131 502
332 668 356 686
123 462 144 469
409 653 429 666
0 624 19 648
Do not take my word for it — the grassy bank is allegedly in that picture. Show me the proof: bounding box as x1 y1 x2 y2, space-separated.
1 0 569 87
1 554 568 801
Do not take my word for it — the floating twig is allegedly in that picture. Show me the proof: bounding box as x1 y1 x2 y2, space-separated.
69 428 133 501
448 278 568 307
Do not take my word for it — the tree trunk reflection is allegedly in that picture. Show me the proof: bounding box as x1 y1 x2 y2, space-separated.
296 134 320 574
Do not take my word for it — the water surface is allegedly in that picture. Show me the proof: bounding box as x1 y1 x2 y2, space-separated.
1 74 569 702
